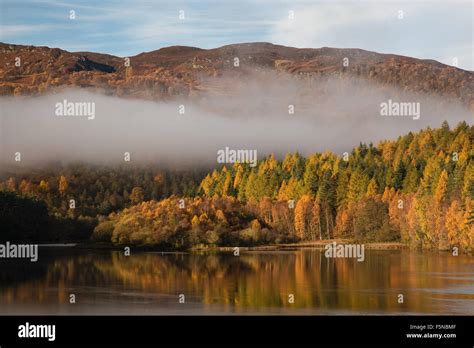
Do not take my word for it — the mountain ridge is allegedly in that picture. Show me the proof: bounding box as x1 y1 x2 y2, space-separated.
1 42 472 109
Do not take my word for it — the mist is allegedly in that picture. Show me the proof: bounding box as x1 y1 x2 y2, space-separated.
1 71 471 168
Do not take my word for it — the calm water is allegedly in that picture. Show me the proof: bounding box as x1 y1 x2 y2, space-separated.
0 248 473 315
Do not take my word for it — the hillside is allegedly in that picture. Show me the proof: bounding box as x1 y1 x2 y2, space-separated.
1 42 472 109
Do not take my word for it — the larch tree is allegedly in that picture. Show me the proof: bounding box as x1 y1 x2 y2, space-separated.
58 175 68 196
294 195 313 240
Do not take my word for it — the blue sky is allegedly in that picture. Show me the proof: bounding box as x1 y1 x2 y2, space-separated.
0 0 472 70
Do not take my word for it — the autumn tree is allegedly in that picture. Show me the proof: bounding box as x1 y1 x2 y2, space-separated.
294 195 313 240
59 175 68 196
130 187 145 204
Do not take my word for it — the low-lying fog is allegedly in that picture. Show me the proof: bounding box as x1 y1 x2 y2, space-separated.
0 72 471 168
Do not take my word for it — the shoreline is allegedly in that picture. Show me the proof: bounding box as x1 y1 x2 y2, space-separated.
199 240 409 252
33 240 473 256
63 239 409 253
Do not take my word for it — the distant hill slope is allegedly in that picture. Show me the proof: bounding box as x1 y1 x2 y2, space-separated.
0 42 472 109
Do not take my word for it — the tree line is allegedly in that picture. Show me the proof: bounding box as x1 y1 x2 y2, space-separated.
1 121 473 250
0 164 206 241
197 121 473 250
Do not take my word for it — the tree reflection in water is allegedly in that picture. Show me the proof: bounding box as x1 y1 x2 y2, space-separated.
0 249 473 314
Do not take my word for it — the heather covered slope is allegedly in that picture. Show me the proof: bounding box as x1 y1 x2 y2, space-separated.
1 42 472 109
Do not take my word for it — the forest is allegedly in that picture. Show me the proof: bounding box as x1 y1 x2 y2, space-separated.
196 121 473 250
1 121 473 251
0 165 206 242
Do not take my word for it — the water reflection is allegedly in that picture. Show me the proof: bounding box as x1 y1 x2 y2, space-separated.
0 249 473 314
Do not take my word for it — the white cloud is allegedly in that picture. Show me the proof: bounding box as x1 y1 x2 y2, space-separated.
267 2 472 70
0 24 56 39
269 3 401 48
